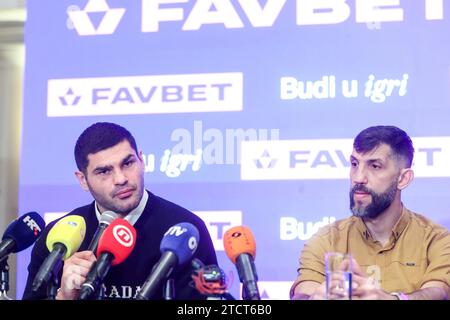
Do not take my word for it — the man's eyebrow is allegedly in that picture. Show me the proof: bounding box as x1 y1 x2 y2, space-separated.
121 154 135 164
92 164 113 173
350 155 385 163
91 154 136 173
366 158 385 166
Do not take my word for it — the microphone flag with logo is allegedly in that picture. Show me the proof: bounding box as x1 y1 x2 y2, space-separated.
32 215 86 292
78 218 136 300
136 222 199 300
223 225 260 300
0 212 45 261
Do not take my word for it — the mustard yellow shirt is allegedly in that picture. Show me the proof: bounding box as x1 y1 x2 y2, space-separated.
290 206 450 297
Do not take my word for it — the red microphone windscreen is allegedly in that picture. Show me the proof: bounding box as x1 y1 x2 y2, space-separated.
97 218 136 266
223 226 256 264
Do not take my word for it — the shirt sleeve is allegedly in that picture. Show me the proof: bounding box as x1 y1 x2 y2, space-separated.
290 226 331 298
419 227 450 288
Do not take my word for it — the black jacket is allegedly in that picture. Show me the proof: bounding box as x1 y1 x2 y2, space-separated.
22 191 217 300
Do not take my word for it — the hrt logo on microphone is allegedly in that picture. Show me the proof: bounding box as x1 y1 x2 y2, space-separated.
23 215 42 234
113 225 134 247
194 211 242 251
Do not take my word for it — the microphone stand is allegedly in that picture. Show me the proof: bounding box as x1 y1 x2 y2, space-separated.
163 278 175 300
46 259 63 300
220 292 236 300
206 292 236 300
0 257 12 300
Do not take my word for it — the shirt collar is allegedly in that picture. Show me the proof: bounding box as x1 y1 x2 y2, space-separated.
95 190 148 226
391 205 410 240
355 204 411 242
355 216 371 241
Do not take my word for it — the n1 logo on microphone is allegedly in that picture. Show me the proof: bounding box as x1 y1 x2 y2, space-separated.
23 215 42 234
164 225 188 237
188 236 197 251
113 225 134 247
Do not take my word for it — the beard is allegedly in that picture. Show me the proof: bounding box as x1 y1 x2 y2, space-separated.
350 180 398 219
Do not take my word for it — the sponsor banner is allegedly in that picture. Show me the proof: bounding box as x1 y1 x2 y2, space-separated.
241 137 450 180
68 0 446 36
47 72 243 117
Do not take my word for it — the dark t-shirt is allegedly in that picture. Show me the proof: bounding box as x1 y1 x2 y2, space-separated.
23 191 218 300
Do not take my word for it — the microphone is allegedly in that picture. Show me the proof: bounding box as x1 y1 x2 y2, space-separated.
0 212 45 261
136 222 199 300
87 211 118 253
78 218 136 300
223 226 260 300
32 215 86 292
191 258 235 300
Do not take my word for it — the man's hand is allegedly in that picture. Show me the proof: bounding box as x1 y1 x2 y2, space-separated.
56 251 97 300
292 280 327 300
308 281 327 300
350 259 395 300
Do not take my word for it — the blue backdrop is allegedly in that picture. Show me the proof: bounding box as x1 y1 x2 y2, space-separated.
17 0 450 299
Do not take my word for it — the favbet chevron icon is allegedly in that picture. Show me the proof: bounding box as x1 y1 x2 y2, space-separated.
68 0 125 36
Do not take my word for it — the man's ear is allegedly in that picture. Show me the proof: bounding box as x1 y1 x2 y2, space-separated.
397 168 414 190
75 171 90 192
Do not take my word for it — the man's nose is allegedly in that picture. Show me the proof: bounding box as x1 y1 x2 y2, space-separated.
113 169 128 185
351 166 368 185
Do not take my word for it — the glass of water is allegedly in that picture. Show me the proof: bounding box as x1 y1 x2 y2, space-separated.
325 252 352 300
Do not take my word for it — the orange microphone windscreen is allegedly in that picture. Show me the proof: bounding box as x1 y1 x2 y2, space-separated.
223 226 256 264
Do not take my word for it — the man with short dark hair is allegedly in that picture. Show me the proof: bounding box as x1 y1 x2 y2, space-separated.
23 122 217 300
290 125 450 300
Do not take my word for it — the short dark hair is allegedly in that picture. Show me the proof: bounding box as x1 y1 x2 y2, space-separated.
353 125 414 167
74 122 138 173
